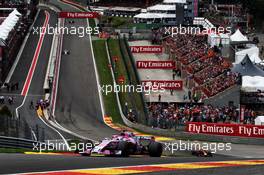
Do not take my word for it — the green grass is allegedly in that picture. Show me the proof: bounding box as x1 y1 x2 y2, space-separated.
92 38 146 125
0 147 74 153
0 148 31 153
89 18 96 29
100 16 162 29
107 38 147 124
101 16 133 28
92 40 123 124
107 39 133 115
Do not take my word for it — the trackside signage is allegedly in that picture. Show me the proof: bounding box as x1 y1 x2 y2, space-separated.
186 122 264 138
141 80 183 90
130 46 163 53
59 12 99 18
136 61 175 69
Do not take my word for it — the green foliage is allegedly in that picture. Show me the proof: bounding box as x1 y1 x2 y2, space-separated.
92 40 123 124
0 105 12 118
100 16 132 28
112 18 127 28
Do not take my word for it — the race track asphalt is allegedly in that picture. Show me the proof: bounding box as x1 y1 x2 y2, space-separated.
144 166 264 175
5 9 69 141
1 1 263 175
53 1 117 140
0 153 257 174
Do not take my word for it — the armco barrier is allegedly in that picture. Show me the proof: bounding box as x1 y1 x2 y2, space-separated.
116 36 146 123
123 36 149 123
126 122 264 145
0 136 39 149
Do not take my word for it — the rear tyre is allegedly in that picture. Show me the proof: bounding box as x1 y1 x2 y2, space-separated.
117 141 130 157
80 153 91 156
148 142 163 157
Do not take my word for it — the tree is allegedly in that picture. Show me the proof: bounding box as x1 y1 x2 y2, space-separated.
0 105 12 118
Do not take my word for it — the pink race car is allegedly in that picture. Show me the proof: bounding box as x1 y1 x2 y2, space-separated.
80 131 163 157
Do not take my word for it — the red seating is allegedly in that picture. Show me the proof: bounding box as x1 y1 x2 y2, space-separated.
164 33 238 98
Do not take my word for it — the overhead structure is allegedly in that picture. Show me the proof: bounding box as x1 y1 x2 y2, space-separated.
242 76 264 92
230 29 248 42
134 0 197 24
232 55 264 77
208 33 230 47
163 0 186 3
0 9 21 41
250 53 263 65
193 17 215 29
233 54 264 92
235 46 261 64
255 116 264 126
208 33 220 47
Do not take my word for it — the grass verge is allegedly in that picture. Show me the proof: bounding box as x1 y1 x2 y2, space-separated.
107 39 133 115
0 147 74 153
92 40 123 124
92 38 146 125
89 18 96 29
0 148 31 153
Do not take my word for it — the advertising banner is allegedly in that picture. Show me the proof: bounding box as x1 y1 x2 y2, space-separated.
130 46 163 53
141 80 183 90
59 12 99 18
136 61 175 69
186 122 264 138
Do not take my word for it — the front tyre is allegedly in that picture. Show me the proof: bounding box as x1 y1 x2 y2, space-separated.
148 142 163 157
117 141 130 157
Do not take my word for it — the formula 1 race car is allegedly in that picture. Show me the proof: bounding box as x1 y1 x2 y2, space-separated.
80 131 163 157
191 149 213 157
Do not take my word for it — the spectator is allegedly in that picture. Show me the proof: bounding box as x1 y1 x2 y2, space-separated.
146 103 256 129
158 94 161 102
8 96 13 105
0 96 4 104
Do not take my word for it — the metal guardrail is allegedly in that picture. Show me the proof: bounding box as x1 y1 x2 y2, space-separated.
122 36 149 123
0 136 39 149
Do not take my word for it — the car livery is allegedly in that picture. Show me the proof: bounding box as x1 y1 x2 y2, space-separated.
80 131 163 157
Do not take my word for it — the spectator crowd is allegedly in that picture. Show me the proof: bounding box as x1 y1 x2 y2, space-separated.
164 33 241 98
146 103 256 129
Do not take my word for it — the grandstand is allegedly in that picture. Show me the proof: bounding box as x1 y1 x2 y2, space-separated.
0 1 38 82
163 33 240 106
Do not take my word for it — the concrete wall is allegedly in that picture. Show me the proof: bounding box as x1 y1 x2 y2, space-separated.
204 85 241 107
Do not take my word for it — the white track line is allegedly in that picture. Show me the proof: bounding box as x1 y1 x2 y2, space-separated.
16 11 50 119
51 18 64 116
14 11 69 147
86 18 106 120
59 0 105 122
46 0 104 142
38 114 69 150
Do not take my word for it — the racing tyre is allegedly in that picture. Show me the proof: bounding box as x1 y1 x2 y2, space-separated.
148 142 163 157
80 153 91 156
117 141 130 157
